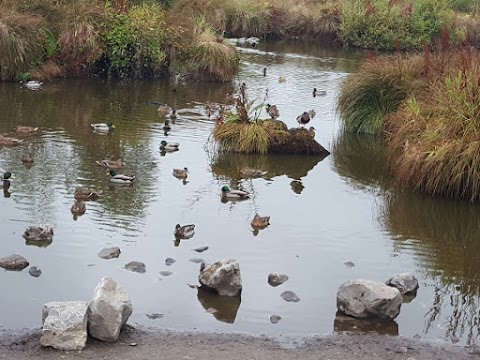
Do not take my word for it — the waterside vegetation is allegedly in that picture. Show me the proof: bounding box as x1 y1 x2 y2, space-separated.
2 0 480 81
338 39 480 202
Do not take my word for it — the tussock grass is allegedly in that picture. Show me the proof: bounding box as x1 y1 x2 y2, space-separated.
337 55 425 135
384 48 480 201
213 120 275 154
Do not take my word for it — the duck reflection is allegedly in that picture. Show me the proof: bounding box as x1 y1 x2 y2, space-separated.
196 287 241 324
333 312 398 336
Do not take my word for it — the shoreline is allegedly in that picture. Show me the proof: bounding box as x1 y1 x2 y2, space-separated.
0 326 477 360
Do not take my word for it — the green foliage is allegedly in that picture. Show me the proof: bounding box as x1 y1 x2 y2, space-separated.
449 0 480 13
42 28 58 58
17 72 31 82
340 0 454 49
101 3 169 78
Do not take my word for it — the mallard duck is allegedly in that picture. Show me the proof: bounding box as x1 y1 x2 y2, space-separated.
95 159 125 169
173 167 188 179
160 140 179 152
221 185 251 200
21 153 34 164
296 112 311 127
266 104 279 119
0 135 23 146
22 226 53 241
91 122 115 133
169 109 177 120
279 75 287 83
162 119 172 131
74 188 102 200
157 104 171 116
15 126 38 134
251 214 270 229
1 172 12 189
25 81 43 90
240 168 267 178
71 200 86 215
174 224 196 239
109 170 135 184
313 88 327 97
308 126 316 138
308 109 316 118
205 102 214 118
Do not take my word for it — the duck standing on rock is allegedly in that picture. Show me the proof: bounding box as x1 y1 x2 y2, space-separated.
174 224 196 239
266 104 279 119
108 170 135 185
296 111 311 127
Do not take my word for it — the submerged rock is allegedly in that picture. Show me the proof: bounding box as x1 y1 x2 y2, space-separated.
124 261 146 274
337 279 403 320
270 315 282 324
159 271 173 277
0 254 29 271
165 258 176 266
193 246 209 253
22 226 54 242
199 259 242 296
189 258 205 264
88 277 132 342
280 290 300 303
40 301 89 351
98 247 121 260
28 266 42 277
386 273 419 295
344 261 355 269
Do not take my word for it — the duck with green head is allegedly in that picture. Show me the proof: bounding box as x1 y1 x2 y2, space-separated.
160 140 179 152
221 185 251 200
108 170 135 184
91 122 115 133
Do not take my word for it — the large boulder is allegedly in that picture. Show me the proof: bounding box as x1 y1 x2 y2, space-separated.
88 277 132 342
0 254 29 271
40 301 89 351
198 259 242 296
337 279 403 320
386 273 419 295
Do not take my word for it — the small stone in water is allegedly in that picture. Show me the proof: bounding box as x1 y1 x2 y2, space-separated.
193 246 209 253
268 272 289 286
146 313 164 320
344 261 355 268
189 258 204 264
165 258 176 266
28 266 42 277
281 291 300 303
98 247 121 259
124 261 146 273
270 315 281 324
159 271 173 277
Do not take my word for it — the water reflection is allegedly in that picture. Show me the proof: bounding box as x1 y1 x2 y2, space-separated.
197 288 241 324
333 312 399 336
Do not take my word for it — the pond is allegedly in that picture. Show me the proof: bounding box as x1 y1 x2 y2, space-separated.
1 38 480 346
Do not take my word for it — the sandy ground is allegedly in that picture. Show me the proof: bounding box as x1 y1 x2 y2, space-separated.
1 326 479 360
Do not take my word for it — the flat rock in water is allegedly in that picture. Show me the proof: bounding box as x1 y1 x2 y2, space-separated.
165 258 176 266
29 266 42 277
98 247 121 260
0 254 29 271
159 271 173 277
193 246 209 253
189 258 204 264
270 315 281 324
281 291 300 303
268 272 289 286
344 261 355 269
124 261 146 274
146 313 164 320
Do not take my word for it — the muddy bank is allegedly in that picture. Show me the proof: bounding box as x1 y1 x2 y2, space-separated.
0 326 477 360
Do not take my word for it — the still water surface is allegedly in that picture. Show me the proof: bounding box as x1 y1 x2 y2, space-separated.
1 39 480 345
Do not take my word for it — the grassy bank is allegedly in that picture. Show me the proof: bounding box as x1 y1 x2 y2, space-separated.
2 0 480 82
338 43 480 201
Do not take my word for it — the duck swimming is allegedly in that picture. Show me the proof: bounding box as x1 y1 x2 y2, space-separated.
25 81 43 90
173 167 188 180
21 153 34 164
0 135 23 146
1 172 12 189
71 200 86 215
160 140 179 152
95 159 126 169
91 122 115 133
162 119 172 131
157 104 171 116
313 88 327 97
74 188 102 200
15 126 39 134
251 214 270 229
108 170 135 184
174 224 196 239
221 185 251 200
240 168 267 178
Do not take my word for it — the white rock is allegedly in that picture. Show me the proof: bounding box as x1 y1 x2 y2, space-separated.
40 301 89 351
386 273 419 295
198 259 242 296
337 279 403 320
88 277 133 342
